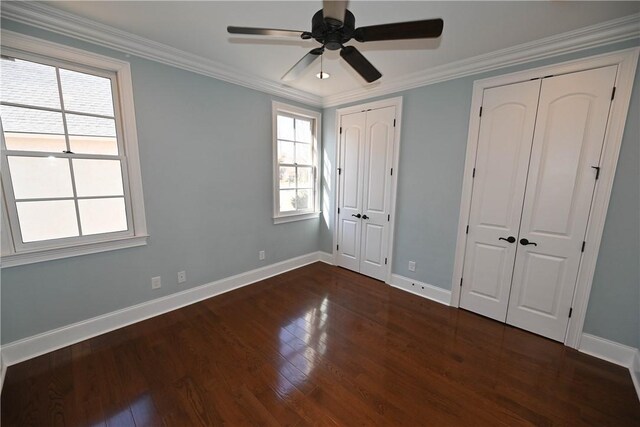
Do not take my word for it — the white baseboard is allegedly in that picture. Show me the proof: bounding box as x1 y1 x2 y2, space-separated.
579 333 637 367
389 274 451 306
0 251 326 367
318 251 334 265
0 350 6 393
579 333 640 401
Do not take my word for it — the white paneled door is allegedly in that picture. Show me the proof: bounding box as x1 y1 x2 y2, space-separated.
460 79 542 321
461 66 617 341
337 106 396 281
506 66 617 341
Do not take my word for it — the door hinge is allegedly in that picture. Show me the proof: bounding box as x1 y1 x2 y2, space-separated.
581 241 586 252
338 207 340 214
569 307 573 318
543 74 555 79
338 167 342 175
460 277 463 287
387 214 390 222
591 166 600 180
340 126 343 134
611 87 616 101
337 244 339 251
466 225 469 234
385 258 388 265
479 106 483 117
472 168 476 178
393 119 396 127
390 168 393 176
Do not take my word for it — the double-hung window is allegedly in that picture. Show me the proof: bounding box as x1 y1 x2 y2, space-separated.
1 34 147 267
272 102 321 224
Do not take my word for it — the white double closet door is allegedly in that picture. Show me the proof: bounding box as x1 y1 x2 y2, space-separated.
460 65 617 341
336 106 396 281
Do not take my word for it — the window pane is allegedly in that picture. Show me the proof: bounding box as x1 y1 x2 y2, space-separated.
69 136 118 155
59 68 115 117
1 105 65 135
0 57 61 109
8 156 73 199
73 159 124 197
279 189 297 212
296 189 311 210
3 132 67 153
16 200 78 242
279 167 296 189
277 140 294 164
78 197 127 235
66 114 116 138
297 167 313 188
295 142 312 165
295 118 312 143
277 115 294 140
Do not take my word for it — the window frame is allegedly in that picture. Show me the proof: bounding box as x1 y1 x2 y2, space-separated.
0 31 148 268
272 101 321 224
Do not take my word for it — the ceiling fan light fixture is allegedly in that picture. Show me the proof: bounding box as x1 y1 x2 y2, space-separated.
316 71 330 79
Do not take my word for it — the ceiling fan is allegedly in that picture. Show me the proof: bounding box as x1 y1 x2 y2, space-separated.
227 1 444 83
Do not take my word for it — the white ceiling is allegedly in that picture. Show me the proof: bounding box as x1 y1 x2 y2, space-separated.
35 1 640 98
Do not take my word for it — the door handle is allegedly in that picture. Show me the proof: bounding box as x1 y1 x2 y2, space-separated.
362 215 370 220
520 238 537 246
351 213 361 218
499 236 516 243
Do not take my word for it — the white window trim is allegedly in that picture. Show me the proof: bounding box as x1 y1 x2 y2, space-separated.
0 30 148 268
272 101 321 224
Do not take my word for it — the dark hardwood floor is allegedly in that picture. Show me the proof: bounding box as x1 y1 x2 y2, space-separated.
2 262 639 426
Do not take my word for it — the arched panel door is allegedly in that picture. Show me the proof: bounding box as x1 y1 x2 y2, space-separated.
337 106 396 281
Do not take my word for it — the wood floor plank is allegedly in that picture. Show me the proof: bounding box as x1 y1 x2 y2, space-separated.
2 263 638 426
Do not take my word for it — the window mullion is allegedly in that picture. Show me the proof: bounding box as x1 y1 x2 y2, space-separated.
55 67 83 237
55 67 72 154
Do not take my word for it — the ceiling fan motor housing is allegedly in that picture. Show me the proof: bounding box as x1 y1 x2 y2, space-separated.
311 9 355 50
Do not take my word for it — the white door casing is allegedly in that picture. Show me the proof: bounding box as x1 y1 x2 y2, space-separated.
336 106 396 281
459 80 542 321
506 66 618 341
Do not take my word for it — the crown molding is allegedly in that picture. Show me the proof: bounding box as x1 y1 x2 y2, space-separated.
0 1 323 107
1 2 637 109
322 13 640 107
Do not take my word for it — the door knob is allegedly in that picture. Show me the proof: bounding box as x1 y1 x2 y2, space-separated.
520 238 538 246
351 213 361 218
499 236 516 243
362 215 370 220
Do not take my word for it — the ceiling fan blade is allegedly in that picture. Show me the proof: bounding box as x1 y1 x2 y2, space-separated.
323 0 348 27
340 46 382 83
282 48 324 81
353 18 444 42
227 26 306 38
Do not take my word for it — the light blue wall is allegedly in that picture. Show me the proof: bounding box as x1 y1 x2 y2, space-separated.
321 39 640 347
0 20 322 344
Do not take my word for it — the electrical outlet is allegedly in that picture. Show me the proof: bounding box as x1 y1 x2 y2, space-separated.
151 276 161 289
177 270 186 284
259 250 265 260
408 261 416 272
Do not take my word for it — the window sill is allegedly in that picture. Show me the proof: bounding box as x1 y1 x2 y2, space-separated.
273 212 321 225
1 234 148 268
